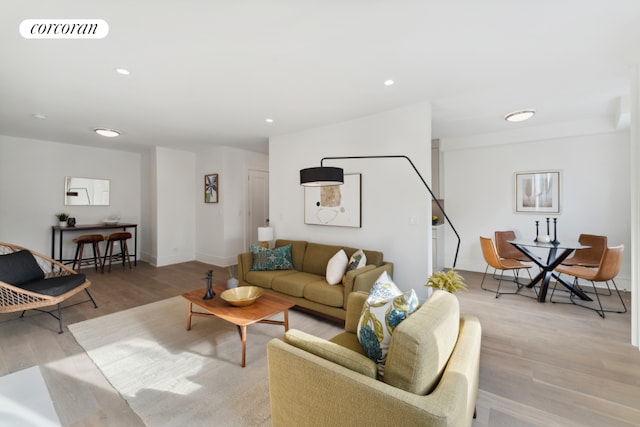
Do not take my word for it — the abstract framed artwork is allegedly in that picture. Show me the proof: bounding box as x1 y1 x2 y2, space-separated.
304 173 361 227
515 170 560 213
204 173 218 203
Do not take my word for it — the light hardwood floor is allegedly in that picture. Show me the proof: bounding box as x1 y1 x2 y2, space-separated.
1 262 639 426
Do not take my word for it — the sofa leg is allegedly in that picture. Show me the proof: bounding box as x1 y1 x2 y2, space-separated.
474 407 477 419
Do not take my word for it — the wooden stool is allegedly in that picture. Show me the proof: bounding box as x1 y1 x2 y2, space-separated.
72 234 105 272
102 232 133 273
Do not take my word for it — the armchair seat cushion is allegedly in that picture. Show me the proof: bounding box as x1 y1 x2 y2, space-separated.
284 329 377 378
19 274 87 296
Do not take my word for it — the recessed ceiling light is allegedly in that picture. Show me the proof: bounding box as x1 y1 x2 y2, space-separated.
504 109 536 122
384 79 395 86
115 68 130 75
265 118 274 123
31 113 47 120
94 128 120 137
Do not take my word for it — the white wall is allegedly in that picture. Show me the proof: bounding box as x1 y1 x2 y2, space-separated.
153 147 196 266
442 130 632 290
269 103 433 300
0 135 142 259
195 146 269 266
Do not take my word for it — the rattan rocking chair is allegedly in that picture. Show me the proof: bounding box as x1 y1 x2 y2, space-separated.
0 242 97 333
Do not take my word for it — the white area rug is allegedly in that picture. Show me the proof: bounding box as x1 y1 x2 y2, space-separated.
69 296 342 427
0 365 61 427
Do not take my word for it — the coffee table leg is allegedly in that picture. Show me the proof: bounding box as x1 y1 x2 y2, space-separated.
240 325 247 368
284 309 289 331
186 302 193 331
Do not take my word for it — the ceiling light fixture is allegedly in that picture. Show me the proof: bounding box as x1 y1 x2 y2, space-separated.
265 118 274 123
384 79 395 86
504 109 536 122
115 68 130 75
94 128 120 137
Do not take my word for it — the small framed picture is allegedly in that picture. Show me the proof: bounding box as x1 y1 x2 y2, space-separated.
515 171 560 213
204 173 218 203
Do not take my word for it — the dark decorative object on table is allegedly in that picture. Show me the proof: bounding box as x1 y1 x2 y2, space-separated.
534 220 539 242
546 217 550 236
67 217 76 227
552 217 559 244
203 270 215 300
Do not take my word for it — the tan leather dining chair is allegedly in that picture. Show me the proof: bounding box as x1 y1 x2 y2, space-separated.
480 236 532 298
552 245 626 318
494 230 531 263
561 234 607 268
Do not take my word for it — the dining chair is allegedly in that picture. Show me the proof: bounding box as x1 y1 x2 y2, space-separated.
559 234 610 295
480 236 533 298
494 230 531 263
561 234 607 267
552 245 626 318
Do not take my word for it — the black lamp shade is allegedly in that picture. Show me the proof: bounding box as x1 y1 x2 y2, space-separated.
300 166 344 186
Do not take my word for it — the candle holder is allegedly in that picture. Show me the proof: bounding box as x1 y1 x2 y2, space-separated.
203 270 215 300
534 220 539 242
552 218 559 244
546 217 550 236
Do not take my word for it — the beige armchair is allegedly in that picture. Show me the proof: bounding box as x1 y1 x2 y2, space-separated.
267 290 481 427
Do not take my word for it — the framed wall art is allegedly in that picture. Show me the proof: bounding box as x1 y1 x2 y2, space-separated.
204 173 218 203
515 170 560 213
304 173 361 227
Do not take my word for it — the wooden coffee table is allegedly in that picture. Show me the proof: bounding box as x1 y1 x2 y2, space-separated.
182 285 294 367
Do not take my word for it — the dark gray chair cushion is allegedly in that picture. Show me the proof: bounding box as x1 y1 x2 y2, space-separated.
0 250 45 285
19 274 87 296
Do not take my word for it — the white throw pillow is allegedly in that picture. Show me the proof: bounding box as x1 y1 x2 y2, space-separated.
326 249 348 285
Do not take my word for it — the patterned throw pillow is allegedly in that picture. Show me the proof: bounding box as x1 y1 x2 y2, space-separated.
342 249 367 279
326 249 348 285
357 271 419 376
250 244 294 271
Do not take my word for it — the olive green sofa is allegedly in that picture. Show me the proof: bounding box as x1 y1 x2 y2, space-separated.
237 239 393 321
267 289 482 427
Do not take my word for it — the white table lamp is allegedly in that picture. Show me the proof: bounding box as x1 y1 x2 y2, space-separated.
258 227 274 248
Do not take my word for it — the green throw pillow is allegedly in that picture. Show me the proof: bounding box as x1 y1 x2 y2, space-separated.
250 244 294 271
357 271 419 376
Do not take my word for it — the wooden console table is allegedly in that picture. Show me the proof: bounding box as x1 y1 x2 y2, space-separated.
51 223 138 265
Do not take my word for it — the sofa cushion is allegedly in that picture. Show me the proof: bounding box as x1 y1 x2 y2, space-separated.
0 250 45 286
250 244 294 271
303 281 344 308
19 274 87 296
302 243 343 276
272 272 323 297
275 240 307 271
284 329 378 378
357 272 419 376
245 270 297 289
326 249 348 285
383 290 460 395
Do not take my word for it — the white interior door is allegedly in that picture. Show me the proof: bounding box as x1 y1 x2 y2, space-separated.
247 170 269 249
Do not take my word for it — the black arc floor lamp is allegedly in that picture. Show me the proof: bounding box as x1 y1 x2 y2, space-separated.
300 155 461 269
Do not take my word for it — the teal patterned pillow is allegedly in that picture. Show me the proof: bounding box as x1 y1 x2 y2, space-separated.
250 244 294 271
357 272 419 376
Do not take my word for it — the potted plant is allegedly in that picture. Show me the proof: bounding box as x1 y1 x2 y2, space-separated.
425 268 467 293
55 212 70 227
